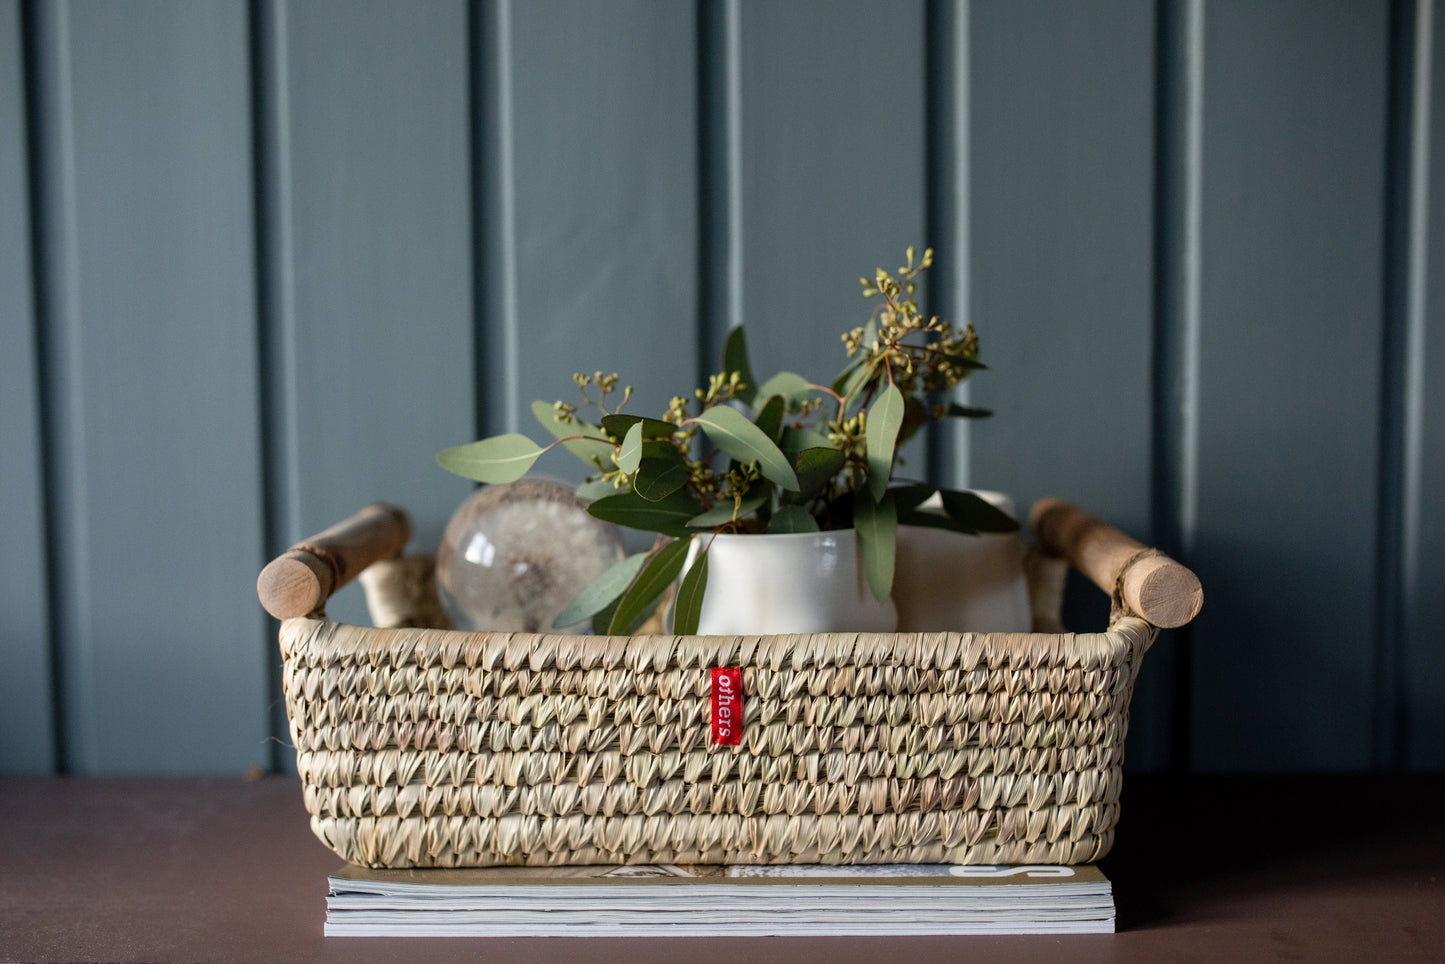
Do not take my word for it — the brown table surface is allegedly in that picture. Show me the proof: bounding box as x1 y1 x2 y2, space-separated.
2 772 1442 963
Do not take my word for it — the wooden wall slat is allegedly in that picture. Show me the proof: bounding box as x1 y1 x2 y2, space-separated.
1407 0 1445 768
29 1 268 771
734 0 927 409
0 0 55 773
494 0 698 470
265 0 474 627
965 1 1166 765
1190 0 1389 770
967 1 1157 537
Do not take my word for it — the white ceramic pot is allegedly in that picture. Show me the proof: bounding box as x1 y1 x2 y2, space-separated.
892 491 1032 633
683 530 898 635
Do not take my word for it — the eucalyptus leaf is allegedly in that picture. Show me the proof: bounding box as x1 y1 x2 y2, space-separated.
531 400 613 471
899 395 930 448
831 354 867 397
686 491 769 528
588 488 702 538
755 371 813 402
723 326 759 405
551 551 650 628
939 488 1020 533
793 446 846 498
575 478 619 501
639 438 684 460
945 403 993 419
633 451 691 502
768 505 820 534
889 483 937 513
592 597 620 635
671 548 709 635
618 422 643 475
896 507 976 535
607 538 690 634
865 381 905 502
600 413 677 440
693 405 800 490
754 395 786 443
853 491 897 602
833 353 878 406
781 425 832 459
437 434 543 483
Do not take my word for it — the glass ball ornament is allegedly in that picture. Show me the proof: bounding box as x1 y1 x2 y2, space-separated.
435 479 624 633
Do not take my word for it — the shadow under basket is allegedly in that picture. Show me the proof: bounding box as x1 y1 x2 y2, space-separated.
258 498 1201 869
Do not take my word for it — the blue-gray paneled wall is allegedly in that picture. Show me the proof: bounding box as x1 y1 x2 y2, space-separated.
2 0 1439 774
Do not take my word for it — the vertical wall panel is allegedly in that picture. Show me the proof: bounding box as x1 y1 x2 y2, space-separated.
1190 1 1389 770
968 1 1157 538
0 0 54 772
265 0 474 627
30 1 268 771
735 1 927 399
1407 0 1445 768
966 2 1166 764
489 0 698 462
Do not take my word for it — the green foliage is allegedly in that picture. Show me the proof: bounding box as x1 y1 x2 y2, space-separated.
865 382 904 502
792 446 847 500
893 486 1021 535
587 489 702 538
551 552 650 629
436 434 543 483
723 327 760 406
693 405 799 491
600 413 677 439
530 400 613 471
632 447 691 501
754 395 787 443
756 371 813 402
438 245 1016 632
606 537 690 635
686 491 769 528
768 505 820 534
671 549 709 635
853 491 897 603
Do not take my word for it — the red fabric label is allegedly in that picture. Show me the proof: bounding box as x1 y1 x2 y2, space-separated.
711 667 743 745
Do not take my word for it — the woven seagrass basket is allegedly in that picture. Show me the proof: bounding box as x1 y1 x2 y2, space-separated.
258 498 1201 869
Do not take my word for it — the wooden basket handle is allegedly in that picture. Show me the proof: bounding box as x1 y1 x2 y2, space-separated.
257 503 411 620
1029 497 1202 629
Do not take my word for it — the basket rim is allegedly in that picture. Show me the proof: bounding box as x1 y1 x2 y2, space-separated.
278 613 1158 674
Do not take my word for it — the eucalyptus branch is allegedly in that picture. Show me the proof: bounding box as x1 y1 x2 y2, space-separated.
436 242 1001 629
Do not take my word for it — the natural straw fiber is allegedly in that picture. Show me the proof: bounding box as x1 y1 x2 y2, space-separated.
278 548 1157 868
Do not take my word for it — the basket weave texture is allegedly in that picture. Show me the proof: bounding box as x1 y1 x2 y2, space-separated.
280 573 1156 868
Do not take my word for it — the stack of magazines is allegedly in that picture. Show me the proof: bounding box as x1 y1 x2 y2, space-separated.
325 863 1114 936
